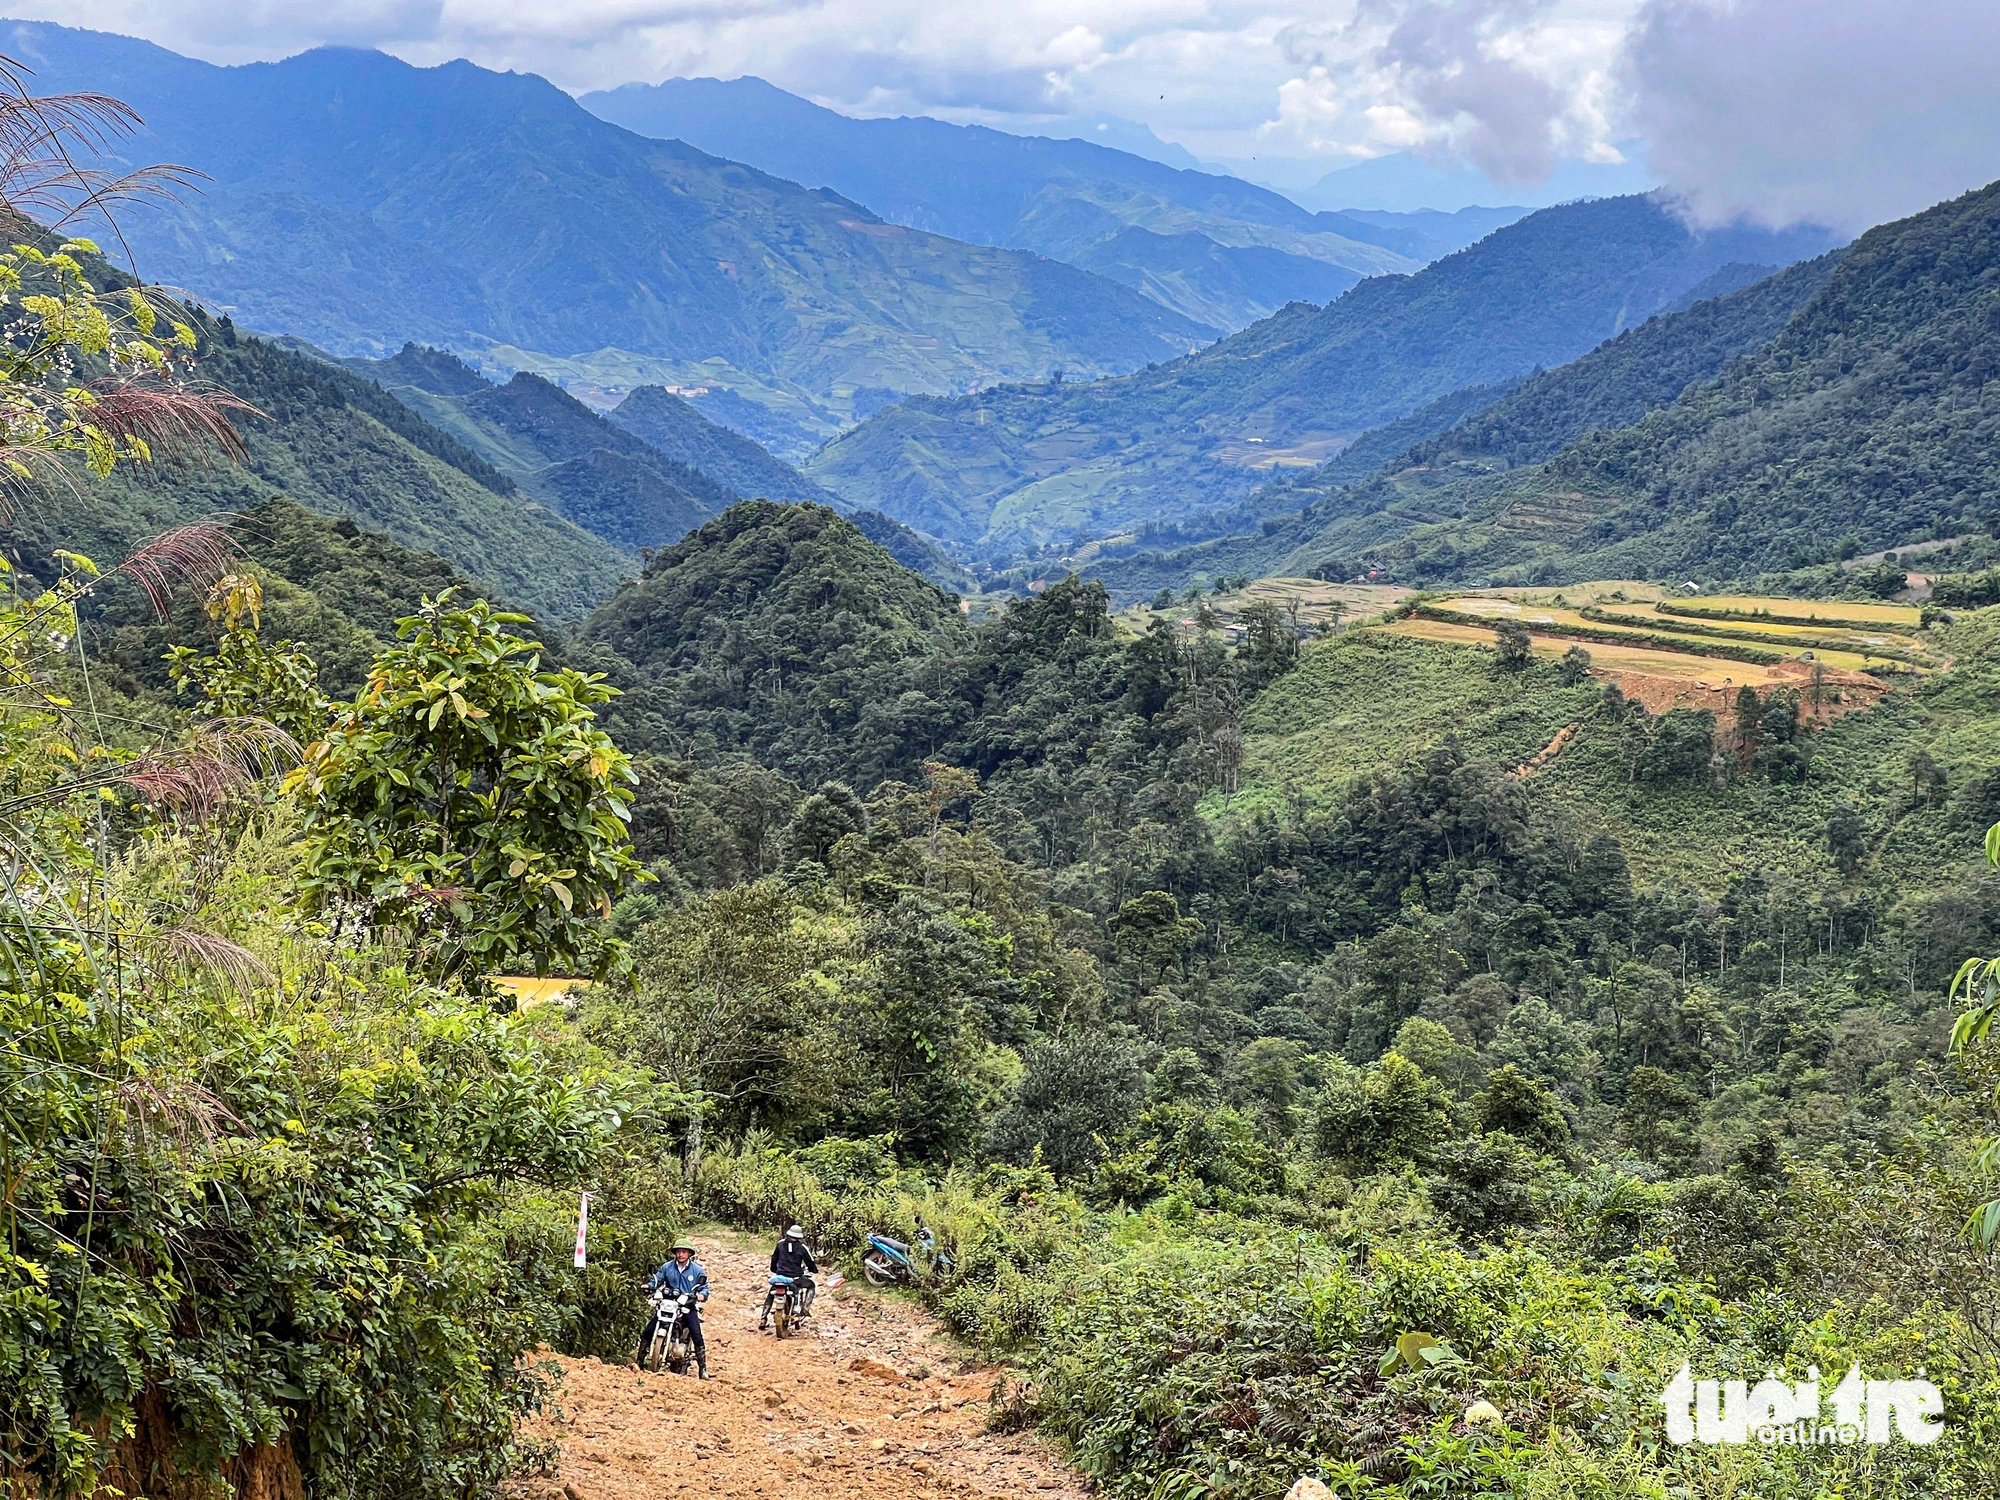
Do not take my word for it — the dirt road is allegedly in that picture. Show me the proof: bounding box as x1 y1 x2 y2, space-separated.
510 1230 1092 1500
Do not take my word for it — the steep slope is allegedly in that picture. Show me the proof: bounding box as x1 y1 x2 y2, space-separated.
578 501 971 773
91 498 473 698
608 386 838 507
1080 250 1844 599
581 75 1425 329
348 348 731 547
1357 179 2000 585
808 195 1838 552
16 324 631 621
8 21 1211 441
846 510 976 593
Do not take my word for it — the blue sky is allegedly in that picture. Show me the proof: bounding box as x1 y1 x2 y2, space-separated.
5 0 1998 230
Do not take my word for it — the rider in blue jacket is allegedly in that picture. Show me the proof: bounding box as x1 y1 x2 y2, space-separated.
638 1239 710 1378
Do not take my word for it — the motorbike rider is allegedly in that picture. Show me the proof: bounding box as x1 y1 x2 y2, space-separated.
638 1239 711 1378
760 1223 819 1331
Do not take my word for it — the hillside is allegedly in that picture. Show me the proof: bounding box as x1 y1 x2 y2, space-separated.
16 322 629 621
10 22 1210 443
1358 178 2000 585
91 498 473 698
608 386 838 507
806 195 1837 553
348 348 730 547
579 501 972 779
1078 249 1847 599
581 75 1432 331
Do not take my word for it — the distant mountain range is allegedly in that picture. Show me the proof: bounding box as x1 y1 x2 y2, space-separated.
1361 179 2000 584
580 78 1544 334
1085 177 2000 597
5 21 1212 454
581 76 1523 332
21 321 628 623
806 195 1840 554
606 386 840 509
337 343 973 592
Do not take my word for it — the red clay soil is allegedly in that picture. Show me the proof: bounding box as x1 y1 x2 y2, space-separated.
1597 657 1887 723
506 1232 1091 1500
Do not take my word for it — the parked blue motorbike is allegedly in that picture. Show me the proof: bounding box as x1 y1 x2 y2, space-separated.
861 1221 953 1286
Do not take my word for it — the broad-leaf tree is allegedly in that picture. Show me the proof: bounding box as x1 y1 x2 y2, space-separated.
290 591 642 975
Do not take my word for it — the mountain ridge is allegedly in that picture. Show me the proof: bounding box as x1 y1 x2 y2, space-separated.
807 194 1840 554
6 21 1212 442
579 75 1445 330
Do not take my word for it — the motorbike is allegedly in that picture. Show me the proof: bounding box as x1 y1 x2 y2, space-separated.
641 1290 701 1375
861 1221 954 1287
765 1273 815 1338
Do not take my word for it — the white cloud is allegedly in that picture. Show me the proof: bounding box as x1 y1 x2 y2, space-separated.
1261 0 1639 183
1623 0 2000 231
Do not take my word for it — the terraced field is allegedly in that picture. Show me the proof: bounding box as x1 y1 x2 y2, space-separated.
1662 595 1923 628
1381 616 1797 686
1421 595 1926 674
1365 586 1942 724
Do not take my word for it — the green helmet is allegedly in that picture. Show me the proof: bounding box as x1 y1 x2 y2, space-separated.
671 1239 696 1255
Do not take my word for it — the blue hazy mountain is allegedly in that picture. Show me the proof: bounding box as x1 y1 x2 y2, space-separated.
1295 150 1658 215
2 20 1212 446
579 75 1452 330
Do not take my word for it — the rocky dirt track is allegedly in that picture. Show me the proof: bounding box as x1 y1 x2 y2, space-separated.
508 1231 1091 1500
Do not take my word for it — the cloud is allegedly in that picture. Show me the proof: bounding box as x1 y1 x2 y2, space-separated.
1262 0 1637 184
1623 0 2000 231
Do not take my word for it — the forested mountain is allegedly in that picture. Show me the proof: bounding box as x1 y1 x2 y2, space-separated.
347 347 730 547
846 510 977 593
1337 177 2000 585
19 318 628 620
92 497 473 698
806 195 1838 552
581 75 1441 330
1081 247 1848 598
6 21 1209 442
608 386 839 507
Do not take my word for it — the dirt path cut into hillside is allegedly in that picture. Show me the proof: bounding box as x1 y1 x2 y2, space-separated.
509 1231 1091 1500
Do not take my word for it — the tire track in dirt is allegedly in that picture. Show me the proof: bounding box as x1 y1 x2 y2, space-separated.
508 1230 1091 1500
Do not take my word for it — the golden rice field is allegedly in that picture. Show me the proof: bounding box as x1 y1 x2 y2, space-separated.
1663 594 1923 629
1585 606 1931 660
1381 616 1798 686
1425 596 1917 673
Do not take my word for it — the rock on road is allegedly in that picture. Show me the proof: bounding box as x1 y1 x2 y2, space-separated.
508 1231 1093 1500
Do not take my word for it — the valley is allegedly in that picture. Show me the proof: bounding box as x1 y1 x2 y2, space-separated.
5 22 2000 1500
